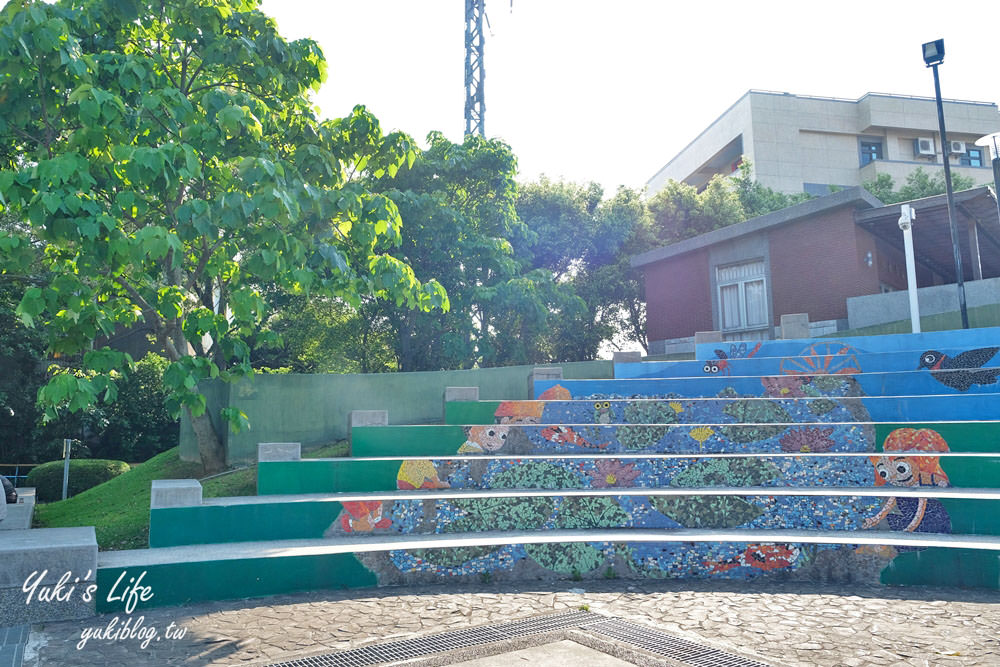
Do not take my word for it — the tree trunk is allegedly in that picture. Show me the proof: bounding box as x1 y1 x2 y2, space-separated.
186 406 227 474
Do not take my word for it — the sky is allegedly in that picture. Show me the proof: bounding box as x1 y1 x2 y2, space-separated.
259 0 1000 196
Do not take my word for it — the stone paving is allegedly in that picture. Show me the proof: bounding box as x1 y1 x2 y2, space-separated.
17 579 1000 666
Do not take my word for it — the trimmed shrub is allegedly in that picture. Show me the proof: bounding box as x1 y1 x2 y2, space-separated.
27 459 131 502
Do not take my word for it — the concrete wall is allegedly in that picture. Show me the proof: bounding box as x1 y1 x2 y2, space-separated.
847 276 1000 330
646 94 754 194
180 360 613 464
648 91 1000 195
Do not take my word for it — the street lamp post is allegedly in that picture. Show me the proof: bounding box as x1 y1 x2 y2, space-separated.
975 131 1000 224
922 39 969 329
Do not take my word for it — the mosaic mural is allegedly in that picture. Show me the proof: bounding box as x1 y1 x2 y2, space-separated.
331 377 955 584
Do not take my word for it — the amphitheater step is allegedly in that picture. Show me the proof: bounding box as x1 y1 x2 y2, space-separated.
535 376 1000 401
448 396 1000 425
615 346 1000 379
694 326 1000 360
97 527 1000 612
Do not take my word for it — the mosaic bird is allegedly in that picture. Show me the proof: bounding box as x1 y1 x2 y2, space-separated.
917 348 1000 391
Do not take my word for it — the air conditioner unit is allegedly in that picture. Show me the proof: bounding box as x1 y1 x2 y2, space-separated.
914 137 936 158
949 140 967 155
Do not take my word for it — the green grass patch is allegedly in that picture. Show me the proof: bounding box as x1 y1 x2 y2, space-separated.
33 441 349 551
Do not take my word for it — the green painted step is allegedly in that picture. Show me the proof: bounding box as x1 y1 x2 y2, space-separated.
258 453 1000 495
98 528 1000 611
149 486 1000 547
348 422 1000 458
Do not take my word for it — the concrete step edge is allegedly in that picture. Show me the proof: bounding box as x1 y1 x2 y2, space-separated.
98 528 1000 568
199 485 1000 507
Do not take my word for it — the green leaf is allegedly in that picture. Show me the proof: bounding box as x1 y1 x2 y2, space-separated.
15 288 45 327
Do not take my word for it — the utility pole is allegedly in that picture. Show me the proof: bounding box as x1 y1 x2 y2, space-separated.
464 0 486 137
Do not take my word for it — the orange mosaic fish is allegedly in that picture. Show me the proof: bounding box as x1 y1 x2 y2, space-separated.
540 425 608 449
705 544 800 573
339 501 391 533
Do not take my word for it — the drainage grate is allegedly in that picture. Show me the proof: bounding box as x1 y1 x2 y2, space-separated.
582 618 769 667
269 609 601 667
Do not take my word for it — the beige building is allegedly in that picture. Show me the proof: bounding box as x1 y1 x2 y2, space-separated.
648 90 1000 196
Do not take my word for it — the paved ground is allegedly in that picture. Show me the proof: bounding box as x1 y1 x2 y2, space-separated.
451 639 636 666
16 579 1000 666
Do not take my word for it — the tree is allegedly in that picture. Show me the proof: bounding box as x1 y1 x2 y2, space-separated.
730 160 812 217
0 0 446 472
369 132 531 371
864 167 977 204
253 294 396 374
515 180 646 358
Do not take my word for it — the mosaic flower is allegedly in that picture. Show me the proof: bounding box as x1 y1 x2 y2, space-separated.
668 401 684 413
589 459 639 488
689 427 714 450
779 427 836 453
762 375 810 398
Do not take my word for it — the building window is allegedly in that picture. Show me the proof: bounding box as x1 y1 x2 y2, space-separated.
717 260 768 335
961 148 984 167
860 141 883 166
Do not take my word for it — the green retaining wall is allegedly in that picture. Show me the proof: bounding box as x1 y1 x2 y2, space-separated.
180 360 612 464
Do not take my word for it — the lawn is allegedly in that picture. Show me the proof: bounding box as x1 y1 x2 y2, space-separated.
33 441 348 550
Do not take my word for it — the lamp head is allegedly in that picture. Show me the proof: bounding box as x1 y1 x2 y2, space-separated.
922 39 944 66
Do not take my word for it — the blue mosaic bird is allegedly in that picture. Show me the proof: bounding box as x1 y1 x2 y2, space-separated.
917 347 1000 391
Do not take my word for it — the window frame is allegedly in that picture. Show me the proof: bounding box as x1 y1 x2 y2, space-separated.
960 147 984 167
716 260 770 337
859 139 884 166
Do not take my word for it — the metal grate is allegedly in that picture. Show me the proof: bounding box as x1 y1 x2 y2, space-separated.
268 609 601 667
582 617 769 667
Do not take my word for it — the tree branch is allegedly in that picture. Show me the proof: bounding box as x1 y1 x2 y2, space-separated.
185 236 225 292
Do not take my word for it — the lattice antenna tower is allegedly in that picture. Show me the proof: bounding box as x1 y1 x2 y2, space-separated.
464 0 486 137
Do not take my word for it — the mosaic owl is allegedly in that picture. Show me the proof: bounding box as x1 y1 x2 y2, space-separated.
593 401 612 424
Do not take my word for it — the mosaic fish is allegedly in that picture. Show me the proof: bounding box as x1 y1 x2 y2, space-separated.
339 501 391 533
863 428 951 537
705 544 800 573
540 425 608 449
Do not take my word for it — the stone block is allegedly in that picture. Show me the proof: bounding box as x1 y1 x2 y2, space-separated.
780 313 810 339
528 367 563 397
444 386 479 402
612 351 642 363
0 527 97 589
257 442 302 462
694 331 723 345
0 526 97 624
150 479 202 509
0 503 33 531
349 410 388 444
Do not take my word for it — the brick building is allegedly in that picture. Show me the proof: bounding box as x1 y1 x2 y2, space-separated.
632 187 1000 355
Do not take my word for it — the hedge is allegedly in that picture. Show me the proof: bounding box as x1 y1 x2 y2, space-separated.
26 459 131 502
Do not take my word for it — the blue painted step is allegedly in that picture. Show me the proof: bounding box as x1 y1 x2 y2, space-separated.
595 370 1000 397
695 327 1000 360
616 346 1000 379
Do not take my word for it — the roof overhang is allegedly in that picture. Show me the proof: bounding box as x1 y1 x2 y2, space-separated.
854 186 1000 282
631 187 884 269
